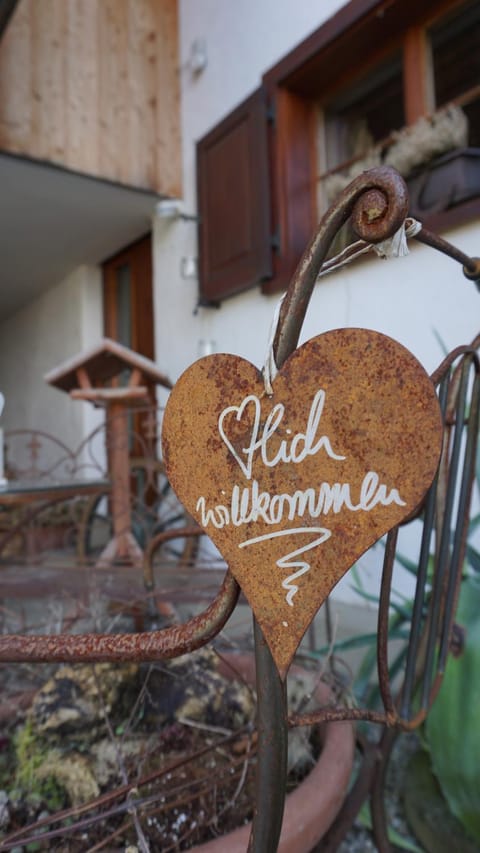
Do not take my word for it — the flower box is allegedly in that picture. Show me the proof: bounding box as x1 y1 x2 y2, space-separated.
407 147 480 217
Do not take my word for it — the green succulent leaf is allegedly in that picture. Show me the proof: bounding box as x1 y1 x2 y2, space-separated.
426 574 480 843
465 542 480 574
357 801 423 852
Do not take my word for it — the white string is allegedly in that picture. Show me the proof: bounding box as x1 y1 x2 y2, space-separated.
317 217 423 278
262 292 285 395
316 240 371 277
372 217 422 259
261 218 423 393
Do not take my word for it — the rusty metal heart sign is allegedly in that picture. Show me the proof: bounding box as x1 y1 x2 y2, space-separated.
162 329 443 678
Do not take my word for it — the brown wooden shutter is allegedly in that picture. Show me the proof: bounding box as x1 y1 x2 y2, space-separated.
197 87 272 303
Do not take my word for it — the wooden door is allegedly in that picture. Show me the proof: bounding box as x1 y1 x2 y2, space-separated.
103 234 156 457
103 234 154 361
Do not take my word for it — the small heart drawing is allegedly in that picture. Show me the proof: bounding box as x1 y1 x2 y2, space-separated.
218 395 262 480
162 329 443 678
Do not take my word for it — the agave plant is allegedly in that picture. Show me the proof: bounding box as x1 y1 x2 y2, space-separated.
351 498 480 850
423 547 480 844
304 470 480 850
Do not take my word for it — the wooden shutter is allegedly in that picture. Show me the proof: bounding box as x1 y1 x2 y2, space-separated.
197 87 272 303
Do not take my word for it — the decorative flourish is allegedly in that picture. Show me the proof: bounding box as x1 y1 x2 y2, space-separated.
274 166 409 369
239 527 332 607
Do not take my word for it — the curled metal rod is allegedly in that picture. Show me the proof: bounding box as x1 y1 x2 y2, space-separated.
274 166 409 368
248 620 288 853
248 172 480 851
421 360 470 709
438 365 480 670
413 226 480 282
143 524 204 593
376 528 398 723
400 441 441 720
0 569 239 662
399 372 450 722
370 727 398 853
249 166 411 852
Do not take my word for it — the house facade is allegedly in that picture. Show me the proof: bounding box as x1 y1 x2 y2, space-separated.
0 0 478 601
0 0 180 444
1 0 479 429
157 0 479 388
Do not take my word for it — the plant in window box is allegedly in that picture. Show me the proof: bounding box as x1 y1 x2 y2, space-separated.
321 104 471 260
406 146 480 218
323 105 471 218
384 105 468 179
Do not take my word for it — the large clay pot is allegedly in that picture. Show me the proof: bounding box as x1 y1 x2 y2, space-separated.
191 652 355 853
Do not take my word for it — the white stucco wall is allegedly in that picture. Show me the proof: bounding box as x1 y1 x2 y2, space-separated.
156 0 480 382
154 1 480 605
0 265 103 449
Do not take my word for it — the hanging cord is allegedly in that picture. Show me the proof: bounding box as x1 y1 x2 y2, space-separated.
262 217 422 394
317 216 422 277
262 292 286 395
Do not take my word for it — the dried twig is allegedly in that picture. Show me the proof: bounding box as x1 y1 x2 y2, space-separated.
177 716 233 737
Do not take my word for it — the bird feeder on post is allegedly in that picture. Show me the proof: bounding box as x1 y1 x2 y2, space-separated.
45 337 172 565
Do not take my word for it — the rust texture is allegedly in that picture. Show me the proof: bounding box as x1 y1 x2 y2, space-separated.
161 329 443 678
412 226 480 282
0 569 239 662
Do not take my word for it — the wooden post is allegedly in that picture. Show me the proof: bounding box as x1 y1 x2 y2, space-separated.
98 396 143 564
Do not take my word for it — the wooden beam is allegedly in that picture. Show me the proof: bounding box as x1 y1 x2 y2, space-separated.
403 25 435 124
0 0 180 194
70 387 148 401
128 367 143 388
75 367 91 390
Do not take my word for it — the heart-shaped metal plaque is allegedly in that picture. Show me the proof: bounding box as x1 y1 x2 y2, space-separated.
162 329 443 678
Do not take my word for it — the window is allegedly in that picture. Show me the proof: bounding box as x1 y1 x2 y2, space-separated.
430 0 480 147
323 54 405 173
197 0 480 301
317 0 480 220
320 53 406 244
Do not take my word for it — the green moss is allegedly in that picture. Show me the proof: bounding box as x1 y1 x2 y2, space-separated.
13 718 66 811
0 735 15 790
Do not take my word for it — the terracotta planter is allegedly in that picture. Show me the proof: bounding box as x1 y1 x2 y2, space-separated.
191 653 355 853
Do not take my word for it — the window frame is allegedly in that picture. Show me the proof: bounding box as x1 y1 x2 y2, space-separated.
262 0 478 294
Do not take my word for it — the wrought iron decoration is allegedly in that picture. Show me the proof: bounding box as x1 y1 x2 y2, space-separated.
1 166 480 853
